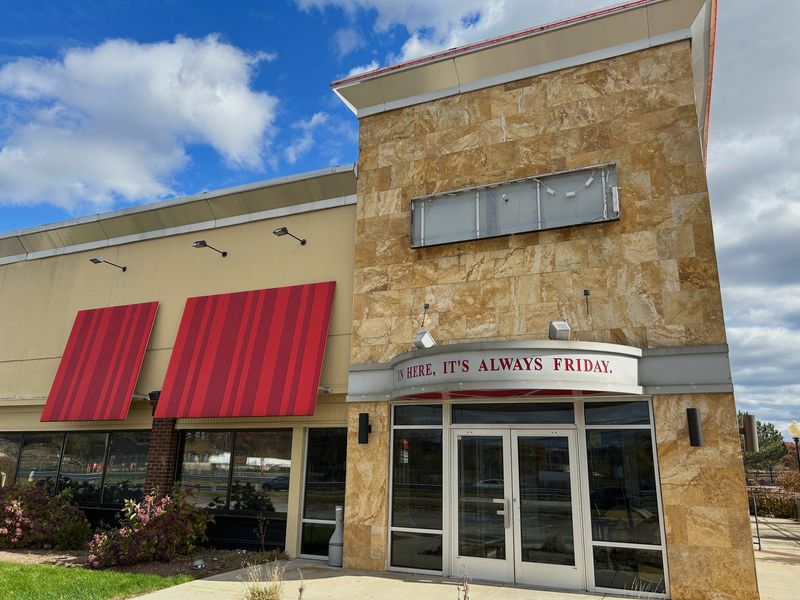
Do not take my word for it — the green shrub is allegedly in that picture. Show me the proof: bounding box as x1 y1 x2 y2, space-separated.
0 482 91 550
750 487 798 518
88 489 212 568
776 471 800 494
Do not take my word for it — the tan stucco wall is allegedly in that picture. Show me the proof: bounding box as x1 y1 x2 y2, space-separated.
0 204 356 418
350 40 724 367
653 393 758 600
344 40 756 598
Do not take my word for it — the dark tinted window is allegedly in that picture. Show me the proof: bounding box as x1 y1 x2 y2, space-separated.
16 433 63 493
593 546 665 593
303 428 347 520
586 430 661 545
394 405 442 426
59 432 107 503
452 403 573 424
103 431 149 504
301 523 335 556
391 531 442 571
230 430 292 513
585 402 650 425
392 429 442 530
0 433 22 488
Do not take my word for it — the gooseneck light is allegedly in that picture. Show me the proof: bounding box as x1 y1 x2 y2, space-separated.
89 257 127 272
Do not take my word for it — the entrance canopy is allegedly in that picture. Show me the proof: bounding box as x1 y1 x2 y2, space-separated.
41 302 159 422
155 281 335 419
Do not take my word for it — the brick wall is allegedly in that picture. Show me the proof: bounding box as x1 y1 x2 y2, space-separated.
144 418 179 493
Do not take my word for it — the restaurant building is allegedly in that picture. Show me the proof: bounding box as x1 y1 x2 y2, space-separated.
0 0 758 598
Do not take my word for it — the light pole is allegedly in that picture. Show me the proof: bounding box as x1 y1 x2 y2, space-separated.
789 421 800 473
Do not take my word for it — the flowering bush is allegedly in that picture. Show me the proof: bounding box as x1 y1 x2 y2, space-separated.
776 471 800 494
88 489 212 568
749 487 798 519
0 482 91 550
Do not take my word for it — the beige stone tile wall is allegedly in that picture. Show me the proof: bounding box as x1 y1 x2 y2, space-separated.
342 401 390 571
653 393 758 600
351 40 725 366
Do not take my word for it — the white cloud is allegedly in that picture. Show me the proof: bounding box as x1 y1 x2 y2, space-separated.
0 35 278 212
297 0 614 63
345 60 379 78
334 27 365 57
285 112 329 164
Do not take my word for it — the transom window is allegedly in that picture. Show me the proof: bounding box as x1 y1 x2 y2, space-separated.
411 164 618 247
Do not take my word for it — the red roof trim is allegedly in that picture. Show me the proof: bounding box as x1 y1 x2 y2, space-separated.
331 0 654 88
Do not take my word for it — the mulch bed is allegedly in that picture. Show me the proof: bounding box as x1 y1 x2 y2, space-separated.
0 547 257 579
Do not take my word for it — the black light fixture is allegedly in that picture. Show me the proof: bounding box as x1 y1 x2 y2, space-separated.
687 408 704 447
89 256 127 272
741 413 759 452
358 412 371 444
272 226 307 246
148 390 161 416
192 240 227 257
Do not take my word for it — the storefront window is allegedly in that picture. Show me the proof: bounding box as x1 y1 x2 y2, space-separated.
592 546 665 593
584 401 650 425
16 432 64 493
180 431 233 510
301 428 347 556
58 432 108 503
390 405 443 572
230 430 292 513
102 431 150 504
586 430 661 545
452 402 573 425
0 433 22 488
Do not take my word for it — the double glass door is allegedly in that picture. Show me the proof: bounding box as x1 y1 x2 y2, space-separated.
452 429 583 589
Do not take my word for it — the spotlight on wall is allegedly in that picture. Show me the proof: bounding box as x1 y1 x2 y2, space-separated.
89 257 127 272
358 412 371 444
742 413 759 453
687 408 704 447
272 226 307 246
148 390 161 416
548 320 570 341
413 330 437 350
192 240 227 257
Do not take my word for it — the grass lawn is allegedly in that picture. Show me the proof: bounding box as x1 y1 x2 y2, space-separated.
0 561 193 600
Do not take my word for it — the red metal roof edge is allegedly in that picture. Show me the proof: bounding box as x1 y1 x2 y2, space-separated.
330 0 655 88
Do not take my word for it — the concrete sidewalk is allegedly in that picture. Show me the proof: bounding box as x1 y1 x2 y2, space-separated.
135 518 800 600
751 516 800 600
135 560 609 600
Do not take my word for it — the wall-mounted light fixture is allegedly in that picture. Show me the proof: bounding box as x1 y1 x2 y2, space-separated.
272 226 307 246
192 240 227 257
414 331 437 349
148 390 161 416
687 408 703 447
741 413 759 452
548 320 570 341
89 257 127 272
358 412 371 444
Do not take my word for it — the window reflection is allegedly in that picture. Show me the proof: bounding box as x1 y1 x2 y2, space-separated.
230 430 292 513
59 432 107 503
392 429 442 530
103 431 150 504
303 428 346 521
180 431 233 510
0 433 22 488
593 546 665 593
391 531 443 571
586 430 661 546
16 433 63 493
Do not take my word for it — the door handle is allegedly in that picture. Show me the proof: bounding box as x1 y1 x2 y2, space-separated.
492 498 509 529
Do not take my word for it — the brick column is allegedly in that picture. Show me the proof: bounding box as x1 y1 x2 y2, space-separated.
144 418 180 494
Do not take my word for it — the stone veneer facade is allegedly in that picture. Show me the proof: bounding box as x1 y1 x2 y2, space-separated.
343 40 758 599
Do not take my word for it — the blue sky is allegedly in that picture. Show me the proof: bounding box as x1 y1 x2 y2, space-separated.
1 0 799 437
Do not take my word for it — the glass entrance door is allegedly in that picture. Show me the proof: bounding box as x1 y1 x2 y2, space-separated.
452 429 583 589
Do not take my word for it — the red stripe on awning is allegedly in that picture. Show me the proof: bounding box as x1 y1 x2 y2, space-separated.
155 282 336 419
41 302 159 422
